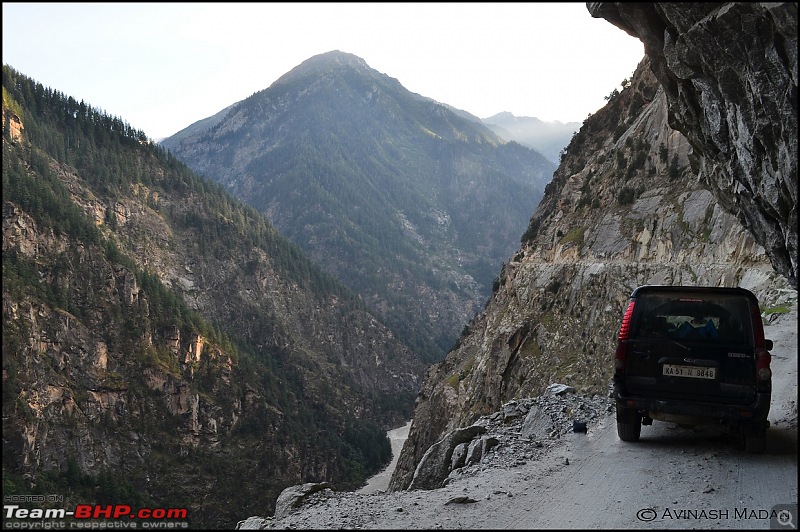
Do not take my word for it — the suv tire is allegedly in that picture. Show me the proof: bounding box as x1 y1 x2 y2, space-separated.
744 425 767 453
616 406 642 442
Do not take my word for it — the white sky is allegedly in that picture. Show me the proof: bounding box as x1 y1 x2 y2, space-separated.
2 2 644 141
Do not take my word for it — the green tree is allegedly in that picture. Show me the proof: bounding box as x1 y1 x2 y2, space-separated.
668 154 681 179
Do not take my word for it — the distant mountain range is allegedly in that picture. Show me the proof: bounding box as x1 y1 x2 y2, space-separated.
480 112 581 164
162 51 558 363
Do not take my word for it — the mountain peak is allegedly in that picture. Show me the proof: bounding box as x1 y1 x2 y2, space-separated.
484 112 544 125
310 49 368 65
274 50 372 84
163 54 556 364
483 111 519 122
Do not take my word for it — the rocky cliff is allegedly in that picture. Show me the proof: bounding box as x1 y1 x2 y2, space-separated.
588 2 797 289
390 19 797 490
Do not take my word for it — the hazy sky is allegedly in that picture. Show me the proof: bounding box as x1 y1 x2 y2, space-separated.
2 2 644 141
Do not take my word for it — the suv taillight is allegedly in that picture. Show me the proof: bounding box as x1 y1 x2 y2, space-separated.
615 300 636 371
756 351 772 381
750 302 772 382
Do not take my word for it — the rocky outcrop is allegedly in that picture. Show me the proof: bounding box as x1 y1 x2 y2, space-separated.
407 424 487 490
389 53 796 491
2 105 24 143
588 2 798 289
273 482 334 519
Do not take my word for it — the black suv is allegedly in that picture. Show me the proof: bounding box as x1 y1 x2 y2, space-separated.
613 285 773 452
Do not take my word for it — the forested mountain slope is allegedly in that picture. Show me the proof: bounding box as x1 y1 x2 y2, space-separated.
163 51 556 364
2 65 425 528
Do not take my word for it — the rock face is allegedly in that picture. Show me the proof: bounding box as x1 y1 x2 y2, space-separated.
588 2 798 289
2 105 24 143
406 424 486 491
273 483 334 519
389 46 796 490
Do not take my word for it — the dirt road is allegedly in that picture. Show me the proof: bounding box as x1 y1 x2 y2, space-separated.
242 305 797 530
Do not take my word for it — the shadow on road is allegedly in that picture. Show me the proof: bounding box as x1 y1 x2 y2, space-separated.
764 423 799 456
630 422 798 456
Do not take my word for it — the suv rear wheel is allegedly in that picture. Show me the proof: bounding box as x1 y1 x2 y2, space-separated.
743 423 768 453
616 405 642 441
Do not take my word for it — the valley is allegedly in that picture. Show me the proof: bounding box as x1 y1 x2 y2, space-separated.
239 305 798 529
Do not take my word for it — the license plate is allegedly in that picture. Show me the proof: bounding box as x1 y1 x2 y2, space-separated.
662 364 716 379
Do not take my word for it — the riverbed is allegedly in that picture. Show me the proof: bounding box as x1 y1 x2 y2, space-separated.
356 420 412 494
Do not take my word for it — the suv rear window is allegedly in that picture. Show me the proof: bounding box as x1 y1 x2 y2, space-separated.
631 292 752 345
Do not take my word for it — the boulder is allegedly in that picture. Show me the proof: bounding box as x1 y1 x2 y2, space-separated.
544 383 576 397
273 482 334 519
521 405 554 439
408 425 486 490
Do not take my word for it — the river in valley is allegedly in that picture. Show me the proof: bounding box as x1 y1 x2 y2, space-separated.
356 420 412 494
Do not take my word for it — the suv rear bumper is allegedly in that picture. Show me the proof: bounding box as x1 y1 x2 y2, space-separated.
614 384 770 425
